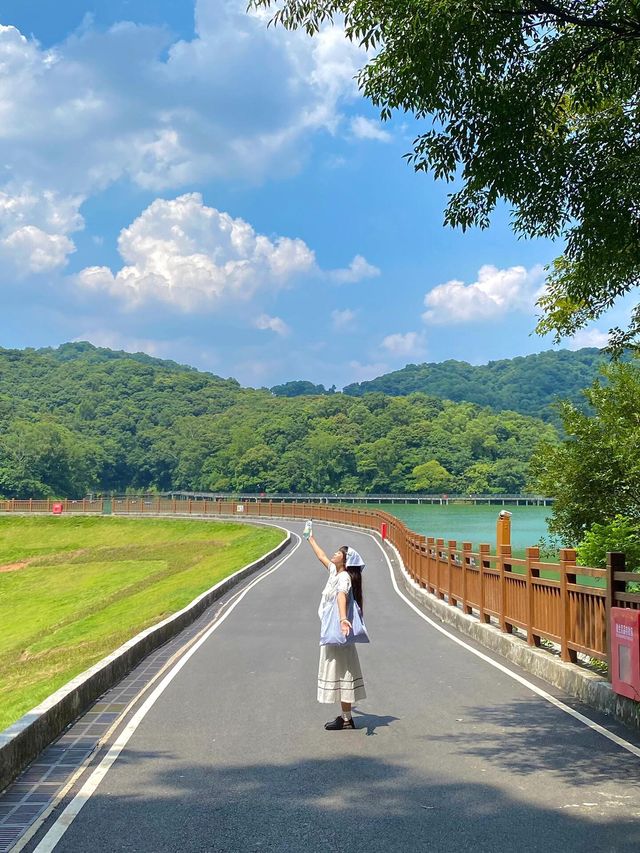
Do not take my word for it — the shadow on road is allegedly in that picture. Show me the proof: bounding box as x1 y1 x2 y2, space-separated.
424 697 640 789
51 750 640 853
352 710 399 736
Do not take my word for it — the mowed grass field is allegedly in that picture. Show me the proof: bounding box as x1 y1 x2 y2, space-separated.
0 516 285 731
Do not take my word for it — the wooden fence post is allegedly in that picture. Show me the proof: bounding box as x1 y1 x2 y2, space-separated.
416 535 425 587
560 548 578 663
526 546 541 647
447 540 456 606
426 537 435 593
436 538 445 600
462 542 472 614
605 552 626 680
498 544 513 633
479 544 490 623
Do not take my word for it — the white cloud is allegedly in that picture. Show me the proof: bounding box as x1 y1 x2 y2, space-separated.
330 254 380 284
76 193 316 310
0 7 371 281
348 360 388 382
2 226 74 273
255 314 290 336
422 264 545 324
0 5 367 199
74 330 166 357
350 116 391 142
331 308 356 329
76 193 380 312
381 331 426 358
0 187 83 274
567 328 609 350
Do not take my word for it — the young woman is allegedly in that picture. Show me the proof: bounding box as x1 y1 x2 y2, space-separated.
307 533 366 730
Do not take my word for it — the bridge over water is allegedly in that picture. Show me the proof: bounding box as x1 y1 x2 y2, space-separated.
165 491 554 506
2 515 639 852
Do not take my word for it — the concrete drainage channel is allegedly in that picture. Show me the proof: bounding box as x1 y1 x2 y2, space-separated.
0 524 291 852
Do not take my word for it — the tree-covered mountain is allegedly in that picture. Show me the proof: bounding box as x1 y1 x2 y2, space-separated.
342 349 607 421
270 380 335 397
0 342 558 498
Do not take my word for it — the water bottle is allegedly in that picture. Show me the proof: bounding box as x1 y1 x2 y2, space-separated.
303 519 313 540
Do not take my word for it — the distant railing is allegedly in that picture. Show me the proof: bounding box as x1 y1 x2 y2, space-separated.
164 491 553 505
0 498 104 513
2 496 638 672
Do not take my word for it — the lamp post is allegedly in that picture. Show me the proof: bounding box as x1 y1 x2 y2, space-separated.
497 509 512 549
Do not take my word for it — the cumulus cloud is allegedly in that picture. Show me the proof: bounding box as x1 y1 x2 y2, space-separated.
0 5 372 281
567 328 609 350
350 116 392 142
422 264 545 324
255 314 290 336
330 254 380 284
331 308 356 329
76 193 316 310
0 187 83 274
0 4 367 198
381 331 426 358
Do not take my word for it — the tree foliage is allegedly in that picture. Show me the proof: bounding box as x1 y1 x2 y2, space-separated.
271 380 336 397
343 348 607 422
0 343 558 498
250 0 640 349
576 515 640 571
530 358 640 542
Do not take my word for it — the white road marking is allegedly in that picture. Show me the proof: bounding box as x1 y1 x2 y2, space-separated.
369 532 640 759
33 532 302 853
31 518 640 852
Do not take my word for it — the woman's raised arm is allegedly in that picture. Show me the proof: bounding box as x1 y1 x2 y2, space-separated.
308 534 331 569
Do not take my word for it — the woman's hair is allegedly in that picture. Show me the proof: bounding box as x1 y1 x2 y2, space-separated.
339 545 364 612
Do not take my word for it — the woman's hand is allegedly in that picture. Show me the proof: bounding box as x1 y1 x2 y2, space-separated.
340 618 352 637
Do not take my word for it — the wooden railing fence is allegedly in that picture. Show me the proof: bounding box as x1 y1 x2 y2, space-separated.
2 496 639 673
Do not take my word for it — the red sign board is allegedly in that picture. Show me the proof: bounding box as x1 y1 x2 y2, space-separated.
52 502 64 515
610 607 640 701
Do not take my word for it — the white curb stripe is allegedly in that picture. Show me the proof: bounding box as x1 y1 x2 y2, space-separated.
33 534 301 853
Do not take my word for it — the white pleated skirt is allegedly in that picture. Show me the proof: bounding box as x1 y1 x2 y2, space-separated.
317 643 366 704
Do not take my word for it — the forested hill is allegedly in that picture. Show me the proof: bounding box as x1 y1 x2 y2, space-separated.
341 349 607 419
0 342 557 499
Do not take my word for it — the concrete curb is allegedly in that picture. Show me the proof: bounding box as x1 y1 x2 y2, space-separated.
0 525 291 793
387 540 640 730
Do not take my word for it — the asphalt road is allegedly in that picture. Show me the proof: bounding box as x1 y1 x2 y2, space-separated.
39 521 640 853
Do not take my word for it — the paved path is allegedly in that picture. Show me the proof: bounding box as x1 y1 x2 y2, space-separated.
31 522 640 852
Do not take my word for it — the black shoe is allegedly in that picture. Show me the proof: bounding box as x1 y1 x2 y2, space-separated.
324 715 356 731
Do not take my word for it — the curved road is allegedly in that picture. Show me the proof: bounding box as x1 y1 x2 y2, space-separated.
32 521 640 852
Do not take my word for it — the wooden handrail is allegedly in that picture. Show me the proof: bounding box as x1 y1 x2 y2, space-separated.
3 496 640 668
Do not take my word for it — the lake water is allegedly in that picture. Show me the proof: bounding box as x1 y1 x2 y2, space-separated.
362 503 552 555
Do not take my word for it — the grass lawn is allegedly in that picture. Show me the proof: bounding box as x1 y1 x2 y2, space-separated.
0 516 285 731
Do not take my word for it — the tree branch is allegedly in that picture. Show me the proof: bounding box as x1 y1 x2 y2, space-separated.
490 1 640 38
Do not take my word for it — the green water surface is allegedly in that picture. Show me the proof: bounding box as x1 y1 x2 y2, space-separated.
362 503 552 555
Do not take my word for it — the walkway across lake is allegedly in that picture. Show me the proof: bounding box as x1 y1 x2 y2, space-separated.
8 520 640 852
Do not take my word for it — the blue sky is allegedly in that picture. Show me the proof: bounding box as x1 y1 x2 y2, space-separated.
0 0 620 388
